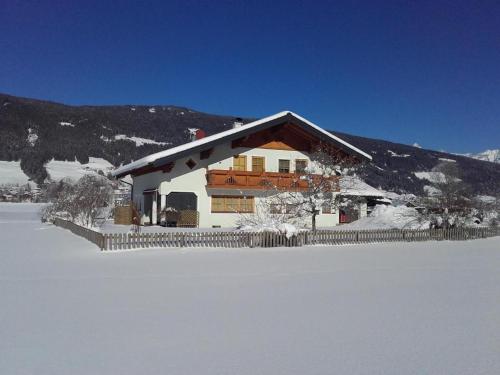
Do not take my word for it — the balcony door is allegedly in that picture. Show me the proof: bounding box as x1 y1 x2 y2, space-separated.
252 156 265 173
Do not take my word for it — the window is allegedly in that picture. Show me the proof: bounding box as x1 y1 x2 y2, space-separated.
233 155 247 171
211 196 254 213
278 159 290 173
295 159 308 174
252 156 265 173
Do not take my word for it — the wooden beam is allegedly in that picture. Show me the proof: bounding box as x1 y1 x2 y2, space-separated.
200 148 213 160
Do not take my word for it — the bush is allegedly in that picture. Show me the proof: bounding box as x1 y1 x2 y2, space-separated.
41 174 112 228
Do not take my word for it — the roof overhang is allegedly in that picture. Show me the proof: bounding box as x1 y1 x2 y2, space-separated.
113 111 372 178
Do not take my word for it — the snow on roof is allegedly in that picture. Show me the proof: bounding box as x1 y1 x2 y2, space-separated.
340 176 385 197
112 111 372 177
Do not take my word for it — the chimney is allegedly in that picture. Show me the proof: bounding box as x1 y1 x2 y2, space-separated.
232 117 244 129
188 128 206 142
195 129 206 140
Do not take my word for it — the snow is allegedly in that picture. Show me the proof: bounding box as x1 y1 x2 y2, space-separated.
148 107 156 113
339 205 425 229
27 128 38 146
59 121 75 127
461 149 500 164
187 127 199 135
238 222 300 238
45 157 114 181
1 203 500 374
340 176 385 197
438 157 456 162
383 191 417 205
414 171 446 183
113 111 372 177
476 195 497 204
412 142 422 148
101 134 169 147
424 185 441 196
388 150 410 157
0 161 35 187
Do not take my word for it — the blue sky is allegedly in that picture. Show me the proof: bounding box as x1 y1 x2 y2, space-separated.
1 0 499 153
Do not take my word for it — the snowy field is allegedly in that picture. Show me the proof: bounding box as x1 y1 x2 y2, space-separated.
45 157 114 181
1 203 500 375
0 161 35 187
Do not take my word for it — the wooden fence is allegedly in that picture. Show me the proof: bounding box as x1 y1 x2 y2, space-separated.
53 218 105 249
51 218 500 251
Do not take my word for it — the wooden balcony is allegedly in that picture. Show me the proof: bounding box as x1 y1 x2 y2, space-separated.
206 169 340 191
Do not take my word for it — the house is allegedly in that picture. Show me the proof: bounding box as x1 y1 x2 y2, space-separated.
338 176 390 223
112 111 374 228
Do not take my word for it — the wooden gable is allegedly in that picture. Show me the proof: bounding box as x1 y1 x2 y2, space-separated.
231 122 347 154
231 123 313 151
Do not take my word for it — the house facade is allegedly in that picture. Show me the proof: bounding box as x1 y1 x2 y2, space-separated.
112 111 373 228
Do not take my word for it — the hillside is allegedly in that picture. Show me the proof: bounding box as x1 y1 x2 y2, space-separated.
461 149 500 164
1 93 499 196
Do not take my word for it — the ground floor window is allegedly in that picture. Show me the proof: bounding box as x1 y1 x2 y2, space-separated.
211 195 254 213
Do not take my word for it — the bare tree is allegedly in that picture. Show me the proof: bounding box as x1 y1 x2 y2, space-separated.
238 143 361 232
417 161 473 228
72 175 113 227
41 175 112 228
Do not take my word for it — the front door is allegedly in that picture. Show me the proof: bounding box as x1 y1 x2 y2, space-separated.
143 193 153 224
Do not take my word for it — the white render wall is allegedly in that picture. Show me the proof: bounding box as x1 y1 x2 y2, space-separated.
132 141 340 228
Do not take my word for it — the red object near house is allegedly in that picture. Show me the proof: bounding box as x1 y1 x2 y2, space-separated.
195 129 206 139
339 209 348 223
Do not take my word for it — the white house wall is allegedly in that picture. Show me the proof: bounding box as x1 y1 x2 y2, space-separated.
132 141 340 228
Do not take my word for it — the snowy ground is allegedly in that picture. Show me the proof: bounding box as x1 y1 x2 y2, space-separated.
1 203 500 375
0 161 35 187
45 157 114 182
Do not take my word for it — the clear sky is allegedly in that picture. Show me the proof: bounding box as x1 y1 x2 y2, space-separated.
1 0 499 153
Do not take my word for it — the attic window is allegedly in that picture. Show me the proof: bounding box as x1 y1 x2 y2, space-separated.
186 159 196 169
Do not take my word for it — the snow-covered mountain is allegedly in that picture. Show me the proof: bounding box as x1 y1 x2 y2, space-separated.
1 92 500 196
462 149 500 164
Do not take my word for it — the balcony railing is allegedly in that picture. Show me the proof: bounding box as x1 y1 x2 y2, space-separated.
206 169 340 191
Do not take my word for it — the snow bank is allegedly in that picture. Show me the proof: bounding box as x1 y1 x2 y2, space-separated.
341 205 425 229
239 222 301 238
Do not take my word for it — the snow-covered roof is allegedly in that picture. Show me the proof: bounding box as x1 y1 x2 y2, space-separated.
340 176 385 198
113 111 372 177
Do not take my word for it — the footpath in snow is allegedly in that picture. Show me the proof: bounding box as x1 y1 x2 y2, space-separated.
1 203 500 375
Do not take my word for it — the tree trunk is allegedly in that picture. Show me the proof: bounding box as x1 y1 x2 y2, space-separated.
312 213 317 234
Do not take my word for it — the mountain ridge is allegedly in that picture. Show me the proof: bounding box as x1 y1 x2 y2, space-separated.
1 93 499 196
